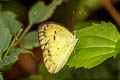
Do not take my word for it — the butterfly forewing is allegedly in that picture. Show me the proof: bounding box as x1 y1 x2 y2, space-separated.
38 22 77 73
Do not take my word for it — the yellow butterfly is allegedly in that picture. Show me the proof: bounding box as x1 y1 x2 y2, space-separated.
38 22 78 74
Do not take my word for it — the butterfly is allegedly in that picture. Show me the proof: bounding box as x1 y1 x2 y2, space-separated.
38 22 78 74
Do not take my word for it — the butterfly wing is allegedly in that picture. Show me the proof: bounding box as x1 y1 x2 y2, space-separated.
38 22 77 73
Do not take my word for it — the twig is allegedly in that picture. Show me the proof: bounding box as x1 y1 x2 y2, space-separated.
100 0 120 27
15 24 32 46
3 29 23 59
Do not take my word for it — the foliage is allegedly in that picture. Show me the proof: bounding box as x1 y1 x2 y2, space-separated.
29 0 62 24
0 0 63 79
0 11 22 36
68 22 120 68
0 73 3 80
0 48 31 69
0 0 120 80
0 27 12 60
20 31 39 49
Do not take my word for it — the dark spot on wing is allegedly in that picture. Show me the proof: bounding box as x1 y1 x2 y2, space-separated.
41 39 50 50
48 53 51 56
55 31 56 34
41 27 46 37
54 36 56 40
48 50 50 52
53 62 55 65
46 24 49 27
48 50 51 56
49 59 52 61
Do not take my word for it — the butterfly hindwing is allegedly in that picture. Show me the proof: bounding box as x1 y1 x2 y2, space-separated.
38 22 77 73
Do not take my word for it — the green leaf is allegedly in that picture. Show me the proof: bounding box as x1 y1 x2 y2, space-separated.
0 48 30 69
67 21 120 68
0 27 12 60
20 31 40 49
0 64 13 71
29 0 62 24
0 11 22 36
0 73 3 80
115 39 120 57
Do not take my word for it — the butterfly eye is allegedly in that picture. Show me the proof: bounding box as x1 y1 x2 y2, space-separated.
72 31 76 35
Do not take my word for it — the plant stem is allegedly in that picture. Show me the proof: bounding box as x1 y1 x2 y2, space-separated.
3 29 23 59
100 0 120 27
15 24 33 46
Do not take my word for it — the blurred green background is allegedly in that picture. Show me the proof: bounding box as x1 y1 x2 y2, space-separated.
0 0 120 80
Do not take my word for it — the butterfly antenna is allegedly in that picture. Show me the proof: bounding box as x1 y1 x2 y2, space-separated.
72 10 75 28
75 11 81 23
72 11 81 30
